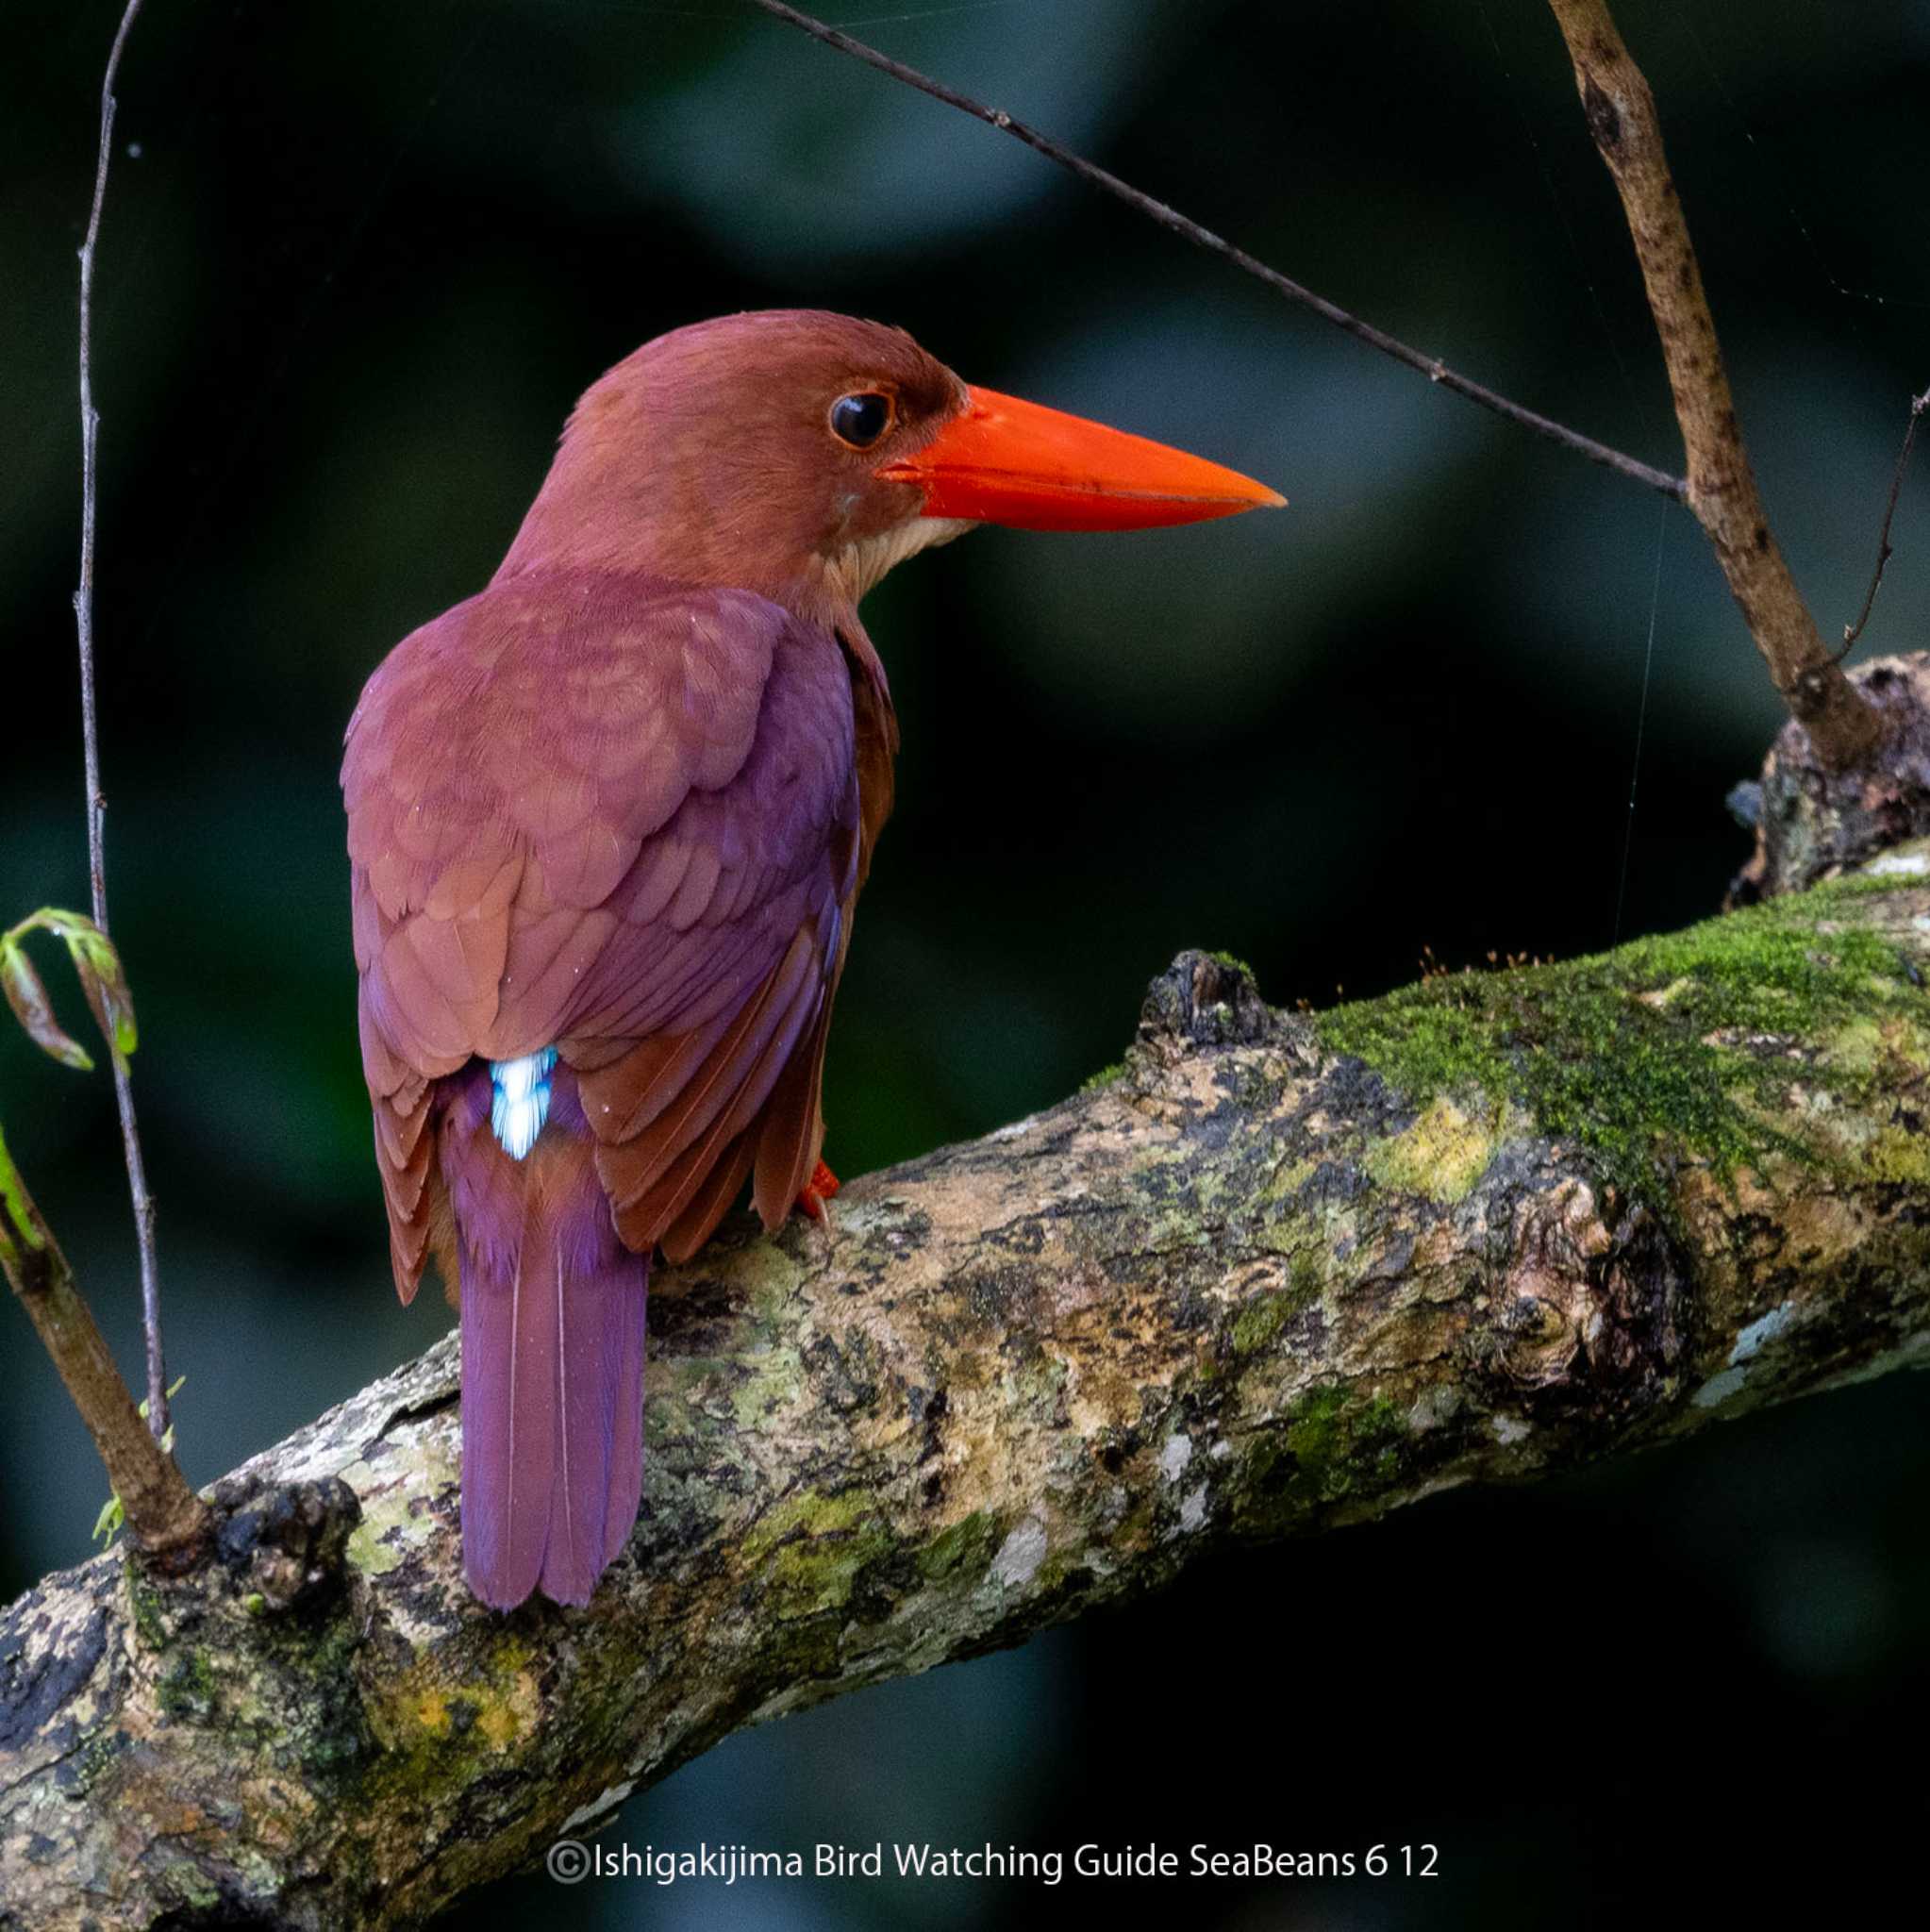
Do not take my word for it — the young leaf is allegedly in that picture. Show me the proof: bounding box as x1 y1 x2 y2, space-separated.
64 927 139 1070
0 940 94 1071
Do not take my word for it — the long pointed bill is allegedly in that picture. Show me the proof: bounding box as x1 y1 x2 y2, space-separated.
877 385 1285 532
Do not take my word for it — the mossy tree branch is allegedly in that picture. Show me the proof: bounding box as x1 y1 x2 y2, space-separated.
4 802 1929 1929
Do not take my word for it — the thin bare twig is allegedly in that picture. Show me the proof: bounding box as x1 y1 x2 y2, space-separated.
1838 385 1929 658
743 0 1689 505
75 0 169 1439
1544 0 1883 772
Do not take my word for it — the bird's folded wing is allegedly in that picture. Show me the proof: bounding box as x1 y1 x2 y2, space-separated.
343 572 859 1291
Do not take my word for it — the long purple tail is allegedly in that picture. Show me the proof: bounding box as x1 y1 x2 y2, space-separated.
442 1064 648 1609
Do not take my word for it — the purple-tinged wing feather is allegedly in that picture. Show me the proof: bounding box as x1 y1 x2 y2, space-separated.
344 569 861 1607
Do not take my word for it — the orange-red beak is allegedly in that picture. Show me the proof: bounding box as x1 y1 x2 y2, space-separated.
877 385 1285 532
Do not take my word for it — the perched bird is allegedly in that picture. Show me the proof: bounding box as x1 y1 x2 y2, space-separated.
343 310 1280 1609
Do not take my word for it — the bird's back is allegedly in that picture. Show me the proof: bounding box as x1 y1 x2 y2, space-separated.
345 567 866 1283
344 569 870 1605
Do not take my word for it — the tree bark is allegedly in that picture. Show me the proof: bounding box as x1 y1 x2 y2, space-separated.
1731 654 1930 902
5 821 1929 1929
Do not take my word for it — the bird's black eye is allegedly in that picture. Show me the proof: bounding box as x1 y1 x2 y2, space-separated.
830 391 894 450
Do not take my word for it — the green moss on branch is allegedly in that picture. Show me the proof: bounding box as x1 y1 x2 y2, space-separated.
4 850 1927 1931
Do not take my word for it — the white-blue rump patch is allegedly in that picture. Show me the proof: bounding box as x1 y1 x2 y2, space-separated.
491 1048 557 1160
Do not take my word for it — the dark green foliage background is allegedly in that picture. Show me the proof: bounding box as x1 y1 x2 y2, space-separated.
4 2 1926 1924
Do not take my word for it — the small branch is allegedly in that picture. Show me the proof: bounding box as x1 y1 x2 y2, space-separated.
744 0 1688 504
749 0 1887 769
74 0 168 1439
1544 0 1883 772
1839 385 1929 658
0 1125 208 1565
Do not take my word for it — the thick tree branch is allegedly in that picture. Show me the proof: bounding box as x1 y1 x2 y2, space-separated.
6 817 1929 1929
1546 0 1884 771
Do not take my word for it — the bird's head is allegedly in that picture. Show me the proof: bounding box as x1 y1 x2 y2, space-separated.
497 309 1282 622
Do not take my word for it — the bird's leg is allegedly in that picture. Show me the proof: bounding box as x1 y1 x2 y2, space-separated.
796 1158 841 1226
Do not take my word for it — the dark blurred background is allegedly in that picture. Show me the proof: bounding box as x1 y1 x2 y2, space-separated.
5 1 1927 1924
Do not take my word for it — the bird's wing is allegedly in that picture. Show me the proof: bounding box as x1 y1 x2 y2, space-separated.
344 571 859 1294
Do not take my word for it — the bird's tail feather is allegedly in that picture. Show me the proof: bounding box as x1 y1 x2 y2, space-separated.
450 1067 648 1609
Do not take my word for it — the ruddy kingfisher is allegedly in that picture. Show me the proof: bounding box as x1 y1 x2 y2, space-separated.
343 310 1281 1608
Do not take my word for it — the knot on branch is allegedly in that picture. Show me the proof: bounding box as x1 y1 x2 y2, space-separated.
1476 1178 1689 1426
1730 651 1930 902
1579 73 1622 151
209 1474 360 1614
1138 951 1273 1054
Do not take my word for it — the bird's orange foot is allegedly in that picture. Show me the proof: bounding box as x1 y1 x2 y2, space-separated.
796 1158 841 1224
